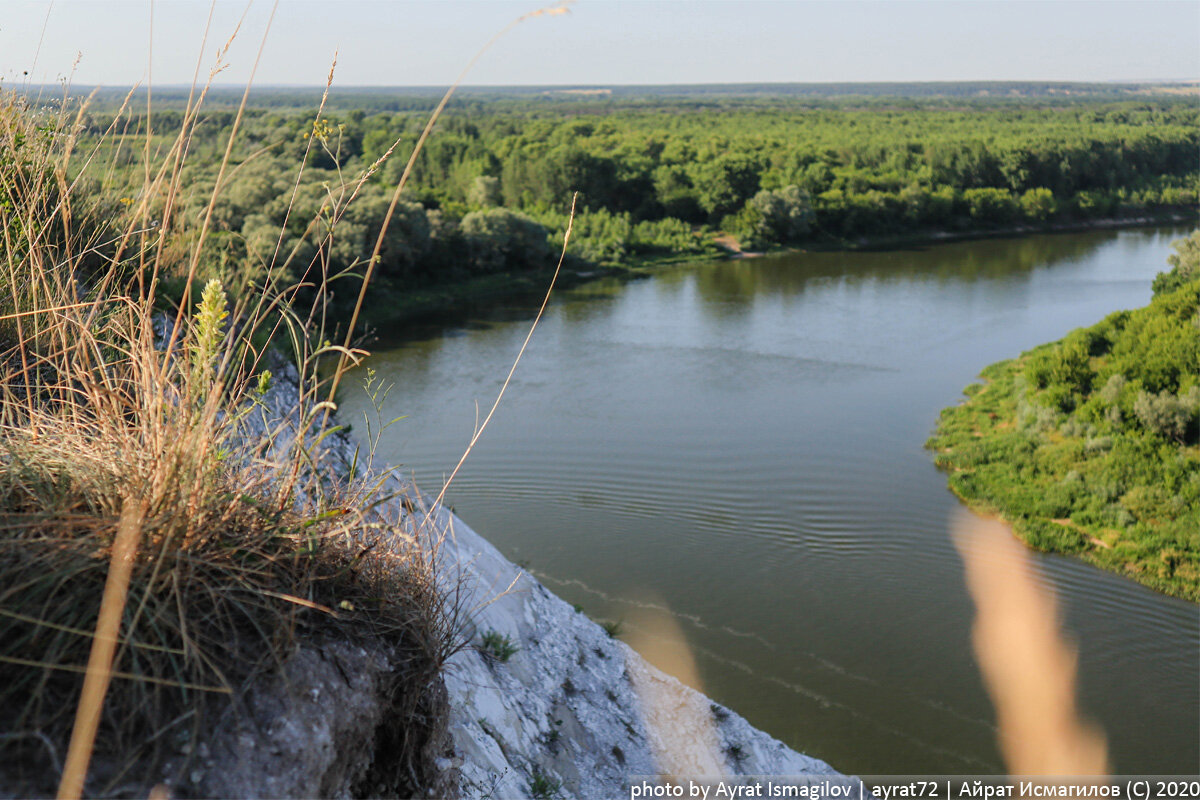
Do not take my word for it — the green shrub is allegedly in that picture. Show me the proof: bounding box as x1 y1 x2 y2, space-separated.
460 208 552 273
1098 373 1127 405
963 187 1019 224
745 184 815 246
480 629 519 663
1073 189 1117 217
529 770 561 800
631 217 712 254
1134 389 1197 442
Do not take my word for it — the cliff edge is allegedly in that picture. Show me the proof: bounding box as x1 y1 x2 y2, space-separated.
305 366 844 797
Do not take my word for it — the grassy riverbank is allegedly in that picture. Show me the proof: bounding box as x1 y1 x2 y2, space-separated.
928 232 1200 600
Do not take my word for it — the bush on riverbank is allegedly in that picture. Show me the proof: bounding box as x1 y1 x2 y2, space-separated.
928 232 1200 600
0 89 459 794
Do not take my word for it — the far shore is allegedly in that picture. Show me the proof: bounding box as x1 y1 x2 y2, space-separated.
359 208 1197 338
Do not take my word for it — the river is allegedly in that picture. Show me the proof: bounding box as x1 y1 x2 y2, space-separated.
338 225 1199 775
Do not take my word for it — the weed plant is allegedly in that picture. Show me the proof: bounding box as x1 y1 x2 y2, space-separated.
480 629 519 663
528 769 562 800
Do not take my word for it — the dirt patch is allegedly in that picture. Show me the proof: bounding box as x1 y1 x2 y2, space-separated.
712 234 763 258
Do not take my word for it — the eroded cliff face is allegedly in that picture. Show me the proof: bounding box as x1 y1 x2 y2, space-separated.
427 498 842 798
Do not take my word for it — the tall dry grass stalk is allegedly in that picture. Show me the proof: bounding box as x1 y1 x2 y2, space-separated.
0 25 475 799
0 2 576 793
323 1 573 420
953 511 1109 776
57 499 147 800
624 597 727 780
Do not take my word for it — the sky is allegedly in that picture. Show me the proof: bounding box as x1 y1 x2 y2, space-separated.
1 1 1197 89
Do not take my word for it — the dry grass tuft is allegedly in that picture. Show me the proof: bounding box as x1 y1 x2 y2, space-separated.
0 77 460 796
0 5 574 793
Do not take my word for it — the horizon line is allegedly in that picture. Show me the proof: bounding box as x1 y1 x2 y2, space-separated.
11 78 1200 92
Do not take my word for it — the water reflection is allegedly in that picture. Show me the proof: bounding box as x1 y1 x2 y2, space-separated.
688 229 1134 310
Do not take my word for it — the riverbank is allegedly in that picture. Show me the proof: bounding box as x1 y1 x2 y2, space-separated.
930 364 1199 602
927 236 1199 601
365 462 848 798
830 207 1196 252
357 209 1197 334
351 248 710 335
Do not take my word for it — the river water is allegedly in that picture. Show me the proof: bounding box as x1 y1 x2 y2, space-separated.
339 225 1199 775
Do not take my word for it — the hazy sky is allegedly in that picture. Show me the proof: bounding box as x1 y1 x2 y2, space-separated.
1 1 1197 88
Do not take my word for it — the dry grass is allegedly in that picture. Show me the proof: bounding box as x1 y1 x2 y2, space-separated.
0 4 577 794
0 73 459 797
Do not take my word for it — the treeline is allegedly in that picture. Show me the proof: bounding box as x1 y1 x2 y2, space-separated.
928 232 1200 599
58 81 1200 114
79 97 1198 316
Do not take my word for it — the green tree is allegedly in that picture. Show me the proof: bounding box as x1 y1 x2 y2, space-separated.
468 175 502 208
963 187 1019 224
746 185 815 245
695 154 761 220
1019 187 1058 221
1152 230 1200 296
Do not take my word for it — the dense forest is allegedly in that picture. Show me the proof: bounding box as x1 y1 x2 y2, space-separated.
54 88 1200 326
928 232 1200 599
